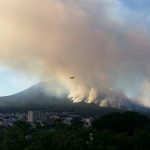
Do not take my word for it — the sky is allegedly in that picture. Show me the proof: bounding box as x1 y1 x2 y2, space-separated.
0 65 38 95
0 0 150 107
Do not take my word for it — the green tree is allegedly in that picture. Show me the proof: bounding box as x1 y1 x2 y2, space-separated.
2 121 32 150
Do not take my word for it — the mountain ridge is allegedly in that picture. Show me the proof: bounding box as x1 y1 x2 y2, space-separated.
0 82 149 116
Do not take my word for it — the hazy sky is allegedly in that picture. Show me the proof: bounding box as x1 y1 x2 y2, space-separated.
0 0 150 107
0 65 38 95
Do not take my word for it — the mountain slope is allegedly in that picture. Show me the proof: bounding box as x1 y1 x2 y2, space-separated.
0 82 69 104
0 83 149 116
0 83 122 116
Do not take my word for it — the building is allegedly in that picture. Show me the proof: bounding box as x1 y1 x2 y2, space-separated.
0 119 5 126
82 118 93 127
28 111 47 122
63 117 73 125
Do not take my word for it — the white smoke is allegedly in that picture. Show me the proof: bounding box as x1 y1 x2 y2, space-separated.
0 0 150 107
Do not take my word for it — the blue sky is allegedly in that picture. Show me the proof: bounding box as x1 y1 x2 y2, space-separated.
0 66 38 96
120 0 150 28
121 0 150 10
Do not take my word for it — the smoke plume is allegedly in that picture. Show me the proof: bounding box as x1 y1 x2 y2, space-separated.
0 0 150 107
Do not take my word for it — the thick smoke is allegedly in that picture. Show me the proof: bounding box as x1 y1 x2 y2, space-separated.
0 0 150 107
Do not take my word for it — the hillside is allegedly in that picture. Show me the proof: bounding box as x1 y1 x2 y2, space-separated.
0 82 149 116
0 83 122 116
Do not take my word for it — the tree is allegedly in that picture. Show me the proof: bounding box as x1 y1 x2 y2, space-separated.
92 112 150 134
2 121 32 150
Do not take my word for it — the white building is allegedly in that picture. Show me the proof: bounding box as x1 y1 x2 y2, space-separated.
82 118 92 127
28 111 47 122
0 120 5 126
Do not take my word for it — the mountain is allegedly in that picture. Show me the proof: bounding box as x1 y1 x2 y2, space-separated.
0 82 70 108
0 83 122 116
0 82 149 116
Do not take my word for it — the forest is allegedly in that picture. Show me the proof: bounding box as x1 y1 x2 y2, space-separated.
0 111 150 150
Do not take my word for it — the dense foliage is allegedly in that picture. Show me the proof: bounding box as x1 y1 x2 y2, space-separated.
0 111 150 150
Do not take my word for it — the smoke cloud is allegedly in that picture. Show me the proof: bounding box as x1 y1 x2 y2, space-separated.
0 0 150 107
